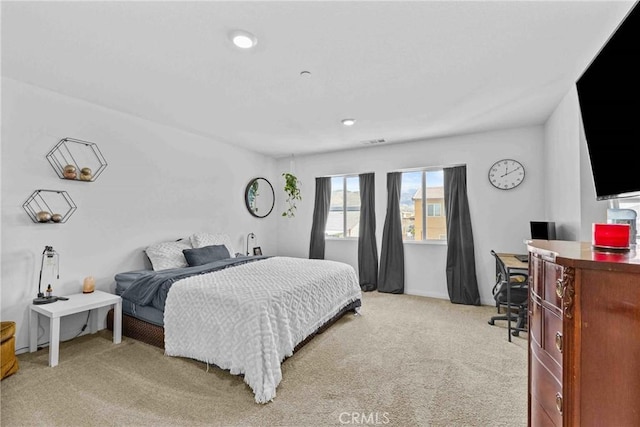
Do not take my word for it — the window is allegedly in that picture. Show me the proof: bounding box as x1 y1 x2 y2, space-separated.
612 196 640 243
427 203 442 217
400 169 446 241
326 175 360 238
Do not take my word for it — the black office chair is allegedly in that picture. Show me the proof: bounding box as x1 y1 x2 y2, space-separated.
488 250 529 336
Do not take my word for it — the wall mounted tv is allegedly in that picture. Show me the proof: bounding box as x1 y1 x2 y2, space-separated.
576 2 640 201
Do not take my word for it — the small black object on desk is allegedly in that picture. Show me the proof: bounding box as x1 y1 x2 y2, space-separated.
514 254 529 263
33 296 59 305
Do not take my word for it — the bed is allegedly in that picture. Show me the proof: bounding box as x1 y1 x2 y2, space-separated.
107 234 362 403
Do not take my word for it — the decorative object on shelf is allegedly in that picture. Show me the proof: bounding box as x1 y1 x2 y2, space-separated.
79 167 92 181
36 211 52 223
33 246 60 305
23 190 77 224
46 137 107 182
282 172 301 218
63 164 77 180
246 232 256 256
245 177 275 218
253 246 262 256
488 159 525 190
82 276 95 294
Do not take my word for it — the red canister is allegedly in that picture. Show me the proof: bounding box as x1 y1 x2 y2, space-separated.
592 223 631 249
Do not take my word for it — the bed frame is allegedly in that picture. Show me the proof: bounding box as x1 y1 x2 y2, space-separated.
106 299 361 352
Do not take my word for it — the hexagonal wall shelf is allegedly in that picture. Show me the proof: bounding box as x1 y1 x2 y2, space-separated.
23 190 77 223
46 138 107 182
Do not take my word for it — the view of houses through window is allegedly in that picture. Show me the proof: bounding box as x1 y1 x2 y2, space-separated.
400 169 447 241
326 175 360 238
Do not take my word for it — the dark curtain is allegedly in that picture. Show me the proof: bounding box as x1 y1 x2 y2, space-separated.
358 173 378 292
443 165 480 305
309 177 331 259
378 172 404 294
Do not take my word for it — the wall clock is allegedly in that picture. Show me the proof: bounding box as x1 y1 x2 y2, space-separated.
488 159 525 190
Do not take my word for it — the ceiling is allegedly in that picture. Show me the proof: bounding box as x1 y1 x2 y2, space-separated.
1 1 636 158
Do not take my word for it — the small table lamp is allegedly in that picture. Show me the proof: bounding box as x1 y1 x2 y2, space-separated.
83 276 95 293
33 246 60 305
246 232 255 256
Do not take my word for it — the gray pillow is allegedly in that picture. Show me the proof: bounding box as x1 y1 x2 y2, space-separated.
189 232 236 258
182 244 230 267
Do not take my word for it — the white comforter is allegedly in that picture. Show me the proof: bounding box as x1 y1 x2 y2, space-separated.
163 256 362 403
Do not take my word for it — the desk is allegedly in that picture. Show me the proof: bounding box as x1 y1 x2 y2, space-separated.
495 253 529 342
29 290 121 367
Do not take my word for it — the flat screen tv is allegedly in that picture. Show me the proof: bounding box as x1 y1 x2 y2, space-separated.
576 2 640 201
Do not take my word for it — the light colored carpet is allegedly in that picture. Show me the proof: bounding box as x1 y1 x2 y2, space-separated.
1 292 527 427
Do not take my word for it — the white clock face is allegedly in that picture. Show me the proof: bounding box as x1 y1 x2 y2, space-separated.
489 159 525 190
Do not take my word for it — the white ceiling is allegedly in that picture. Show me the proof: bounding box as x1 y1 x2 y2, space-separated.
1 1 636 158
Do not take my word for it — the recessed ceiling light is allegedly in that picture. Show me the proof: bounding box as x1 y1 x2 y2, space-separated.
341 118 356 126
230 30 257 49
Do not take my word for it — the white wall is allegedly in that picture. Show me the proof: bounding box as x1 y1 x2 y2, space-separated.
544 86 608 241
276 126 546 305
2 76 605 353
1 78 277 352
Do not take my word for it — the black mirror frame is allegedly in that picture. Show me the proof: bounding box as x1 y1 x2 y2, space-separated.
245 177 275 218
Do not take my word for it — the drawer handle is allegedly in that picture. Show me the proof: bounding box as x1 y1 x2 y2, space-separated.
555 332 563 352
556 278 564 298
556 393 563 414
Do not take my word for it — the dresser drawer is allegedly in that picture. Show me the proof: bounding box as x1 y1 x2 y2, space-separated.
542 309 563 367
531 350 563 426
543 261 563 310
529 298 542 347
530 395 557 427
529 254 543 298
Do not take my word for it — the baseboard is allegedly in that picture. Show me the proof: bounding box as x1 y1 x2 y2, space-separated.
403 289 450 300
403 289 495 307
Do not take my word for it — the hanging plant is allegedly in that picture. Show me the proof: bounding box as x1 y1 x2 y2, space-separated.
282 172 301 218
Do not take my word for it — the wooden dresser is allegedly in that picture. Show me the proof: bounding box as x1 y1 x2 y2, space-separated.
527 240 640 426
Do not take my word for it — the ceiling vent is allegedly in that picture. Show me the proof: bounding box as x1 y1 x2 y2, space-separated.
362 138 386 145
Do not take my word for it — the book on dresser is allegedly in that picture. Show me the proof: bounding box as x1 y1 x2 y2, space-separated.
526 240 640 427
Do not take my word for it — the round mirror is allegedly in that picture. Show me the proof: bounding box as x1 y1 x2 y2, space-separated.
245 177 275 218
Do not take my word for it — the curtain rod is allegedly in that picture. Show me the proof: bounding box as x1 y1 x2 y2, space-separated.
318 163 466 177
320 172 375 178
395 163 466 173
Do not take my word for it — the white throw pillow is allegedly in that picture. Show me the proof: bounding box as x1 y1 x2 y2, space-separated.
189 232 236 257
145 240 192 271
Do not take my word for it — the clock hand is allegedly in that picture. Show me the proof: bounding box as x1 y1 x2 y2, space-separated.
501 166 522 177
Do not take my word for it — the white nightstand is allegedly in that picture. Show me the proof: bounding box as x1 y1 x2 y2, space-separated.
29 290 122 367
